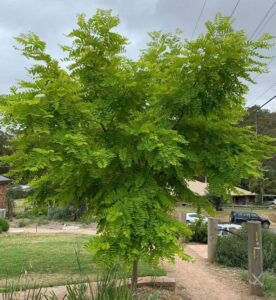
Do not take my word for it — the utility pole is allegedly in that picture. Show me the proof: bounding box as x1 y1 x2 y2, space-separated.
255 111 258 135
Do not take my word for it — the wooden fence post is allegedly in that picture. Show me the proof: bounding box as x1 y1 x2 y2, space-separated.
179 212 186 224
172 211 187 243
248 221 264 296
180 213 186 243
208 217 218 263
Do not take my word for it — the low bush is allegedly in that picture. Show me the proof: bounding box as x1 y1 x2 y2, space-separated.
15 215 48 227
264 272 276 297
48 205 86 221
0 218 9 232
241 271 276 298
18 220 27 228
216 227 276 272
14 211 34 219
188 218 208 243
37 218 49 226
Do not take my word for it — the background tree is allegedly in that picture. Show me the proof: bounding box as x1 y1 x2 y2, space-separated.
207 193 224 211
0 130 11 174
0 11 274 288
239 106 276 200
5 185 31 220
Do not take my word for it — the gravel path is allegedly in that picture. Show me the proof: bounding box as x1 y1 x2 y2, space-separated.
163 244 271 300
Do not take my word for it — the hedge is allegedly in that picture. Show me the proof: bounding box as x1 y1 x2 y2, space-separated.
216 227 276 272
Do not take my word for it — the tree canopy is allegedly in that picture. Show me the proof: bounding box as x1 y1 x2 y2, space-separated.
240 106 276 197
0 10 275 280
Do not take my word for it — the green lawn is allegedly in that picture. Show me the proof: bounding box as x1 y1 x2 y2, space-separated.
0 234 165 287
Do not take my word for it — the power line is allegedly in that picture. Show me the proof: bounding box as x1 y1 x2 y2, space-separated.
253 95 276 135
230 0 241 17
250 83 276 107
249 1 276 40
191 0 207 39
253 7 276 40
254 94 276 111
257 83 276 99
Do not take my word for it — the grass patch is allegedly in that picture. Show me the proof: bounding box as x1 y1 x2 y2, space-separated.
0 234 165 288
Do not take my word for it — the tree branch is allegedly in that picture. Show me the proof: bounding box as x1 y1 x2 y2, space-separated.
100 123 107 133
172 108 185 130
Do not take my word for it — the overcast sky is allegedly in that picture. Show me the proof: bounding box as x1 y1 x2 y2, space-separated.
1 0 276 110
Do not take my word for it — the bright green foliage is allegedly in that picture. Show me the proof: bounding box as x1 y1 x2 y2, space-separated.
0 10 275 269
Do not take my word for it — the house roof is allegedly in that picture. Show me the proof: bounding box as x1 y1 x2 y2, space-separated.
186 180 255 197
0 175 11 184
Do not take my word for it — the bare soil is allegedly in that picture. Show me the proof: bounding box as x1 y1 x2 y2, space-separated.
137 286 191 300
8 221 97 235
163 244 274 300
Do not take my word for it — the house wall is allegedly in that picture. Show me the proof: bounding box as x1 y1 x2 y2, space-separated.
232 195 256 204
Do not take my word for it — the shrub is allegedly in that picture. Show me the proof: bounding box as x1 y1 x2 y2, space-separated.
36 217 49 226
18 220 27 228
216 227 276 272
264 272 276 297
48 205 86 221
0 219 9 232
188 218 208 243
241 271 276 298
14 211 33 219
216 229 247 269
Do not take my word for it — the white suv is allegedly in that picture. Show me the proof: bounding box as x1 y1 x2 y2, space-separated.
186 213 208 223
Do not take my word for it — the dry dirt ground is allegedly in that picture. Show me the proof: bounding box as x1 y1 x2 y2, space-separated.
163 244 274 300
8 221 97 235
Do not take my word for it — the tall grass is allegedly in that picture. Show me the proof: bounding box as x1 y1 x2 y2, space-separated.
0 265 160 300
1 276 45 300
65 267 134 300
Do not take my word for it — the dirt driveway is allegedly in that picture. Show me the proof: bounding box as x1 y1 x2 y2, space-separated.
163 244 272 300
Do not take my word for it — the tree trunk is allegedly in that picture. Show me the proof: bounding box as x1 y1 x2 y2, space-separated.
131 259 138 291
7 198 13 221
